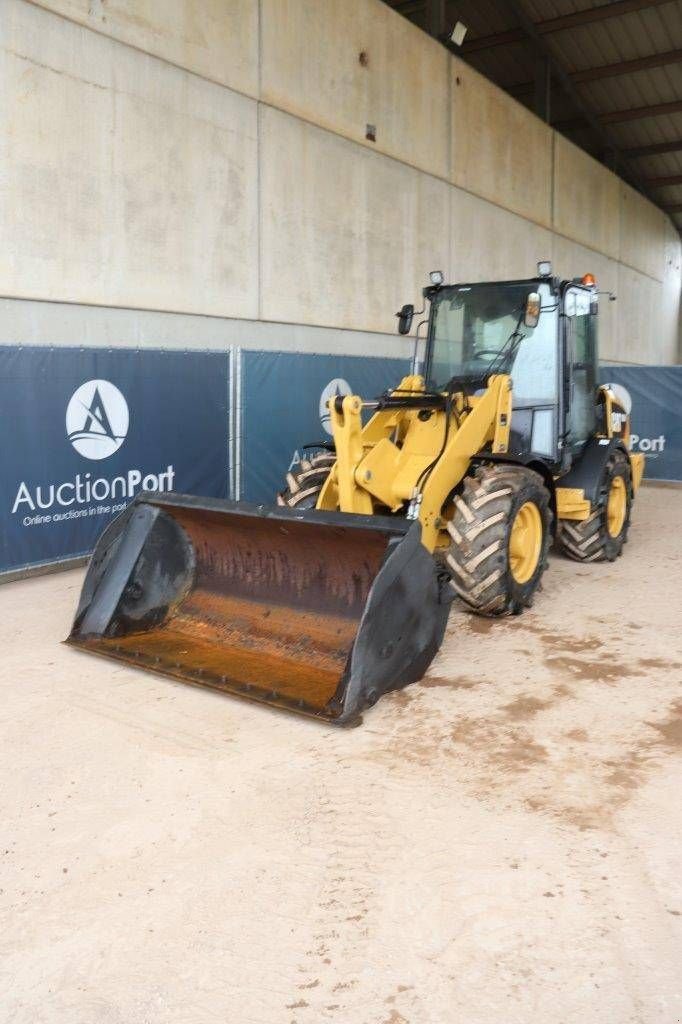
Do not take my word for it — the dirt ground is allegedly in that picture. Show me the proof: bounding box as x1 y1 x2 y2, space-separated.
1 484 681 1024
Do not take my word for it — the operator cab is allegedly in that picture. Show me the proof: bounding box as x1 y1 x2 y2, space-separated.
419 262 599 469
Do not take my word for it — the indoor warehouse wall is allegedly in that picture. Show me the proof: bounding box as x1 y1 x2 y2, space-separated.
1 0 680 366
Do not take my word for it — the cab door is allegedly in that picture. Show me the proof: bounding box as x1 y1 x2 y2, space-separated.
564 287 598 449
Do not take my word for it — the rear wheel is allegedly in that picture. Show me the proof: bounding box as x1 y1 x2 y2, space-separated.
277 451 335 509
557 448 632 562
444 464 552 616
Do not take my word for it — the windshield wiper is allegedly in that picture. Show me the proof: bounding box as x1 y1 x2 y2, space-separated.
486 311 526 377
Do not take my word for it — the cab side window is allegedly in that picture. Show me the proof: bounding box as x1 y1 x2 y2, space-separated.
565 289 597 446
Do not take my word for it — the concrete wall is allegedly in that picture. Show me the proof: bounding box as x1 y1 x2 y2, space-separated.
260 106 450 332
27 0 260 96
0 297 411 358
260 0 450 180
1 0 680 364
0 0 258 317
451 62 553 229
553 136 621 261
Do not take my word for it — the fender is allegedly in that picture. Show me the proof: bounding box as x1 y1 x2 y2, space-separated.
470 453 558 531
559 436 630 504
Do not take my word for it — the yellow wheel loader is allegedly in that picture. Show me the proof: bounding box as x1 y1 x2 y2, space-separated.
68 262 644 725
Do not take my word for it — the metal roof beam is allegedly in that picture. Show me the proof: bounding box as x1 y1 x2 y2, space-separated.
641 174 682 187
572 48 682 84
557 100 682 131
511 48 682 97
425 0 445 37
462 0 674 54
534 54 552 123
603 99 682 124
624 139 682 159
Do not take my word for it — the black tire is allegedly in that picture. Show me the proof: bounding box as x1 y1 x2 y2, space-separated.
557 448 632 563
444 464 552 617
277 451 335 509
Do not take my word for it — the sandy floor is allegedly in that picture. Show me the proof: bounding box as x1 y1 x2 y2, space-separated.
1 485 681 1024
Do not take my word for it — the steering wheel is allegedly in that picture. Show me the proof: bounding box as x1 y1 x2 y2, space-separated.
473 349 504 359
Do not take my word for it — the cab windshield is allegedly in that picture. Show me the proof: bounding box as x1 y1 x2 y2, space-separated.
428 282 547 390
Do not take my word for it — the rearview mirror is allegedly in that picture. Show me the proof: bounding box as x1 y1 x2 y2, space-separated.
397 303 414 335
524 291 541 329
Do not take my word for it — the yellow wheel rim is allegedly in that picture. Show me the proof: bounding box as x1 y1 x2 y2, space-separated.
606 476 627 538
509 501 543 584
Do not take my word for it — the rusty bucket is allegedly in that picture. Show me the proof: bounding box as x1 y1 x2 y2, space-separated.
66 494 451 724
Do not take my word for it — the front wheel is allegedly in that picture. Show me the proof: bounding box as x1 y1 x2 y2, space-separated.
444 464 552 616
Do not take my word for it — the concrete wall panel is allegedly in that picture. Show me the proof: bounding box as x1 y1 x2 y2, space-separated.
616 265 664 364
260 0 450 180
450 62 553 228
0 297 413 359
619 183 667 282
0 0 258 318
450 190 553 284
553 135 620 260
662 222 682 363
29 0 259 98
544 234 678 366
260 107 449 333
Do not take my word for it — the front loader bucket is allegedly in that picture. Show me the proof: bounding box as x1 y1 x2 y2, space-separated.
66 494 451 725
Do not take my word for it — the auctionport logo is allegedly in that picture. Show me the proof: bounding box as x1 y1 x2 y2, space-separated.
10 376 175 526
319 378 352 435
66 379 129 460
629 433 666 455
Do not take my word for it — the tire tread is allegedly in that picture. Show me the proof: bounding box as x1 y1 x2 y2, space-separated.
557 448 631 563
444 464 552 617
278 451 334 510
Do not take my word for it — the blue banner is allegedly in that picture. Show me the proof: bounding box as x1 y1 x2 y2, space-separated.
4 347 675 576
240 351 408 502
601 365 682 482
0 346 229 573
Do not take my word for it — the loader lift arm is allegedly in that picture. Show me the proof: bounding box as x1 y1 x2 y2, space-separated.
319 373 513 550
